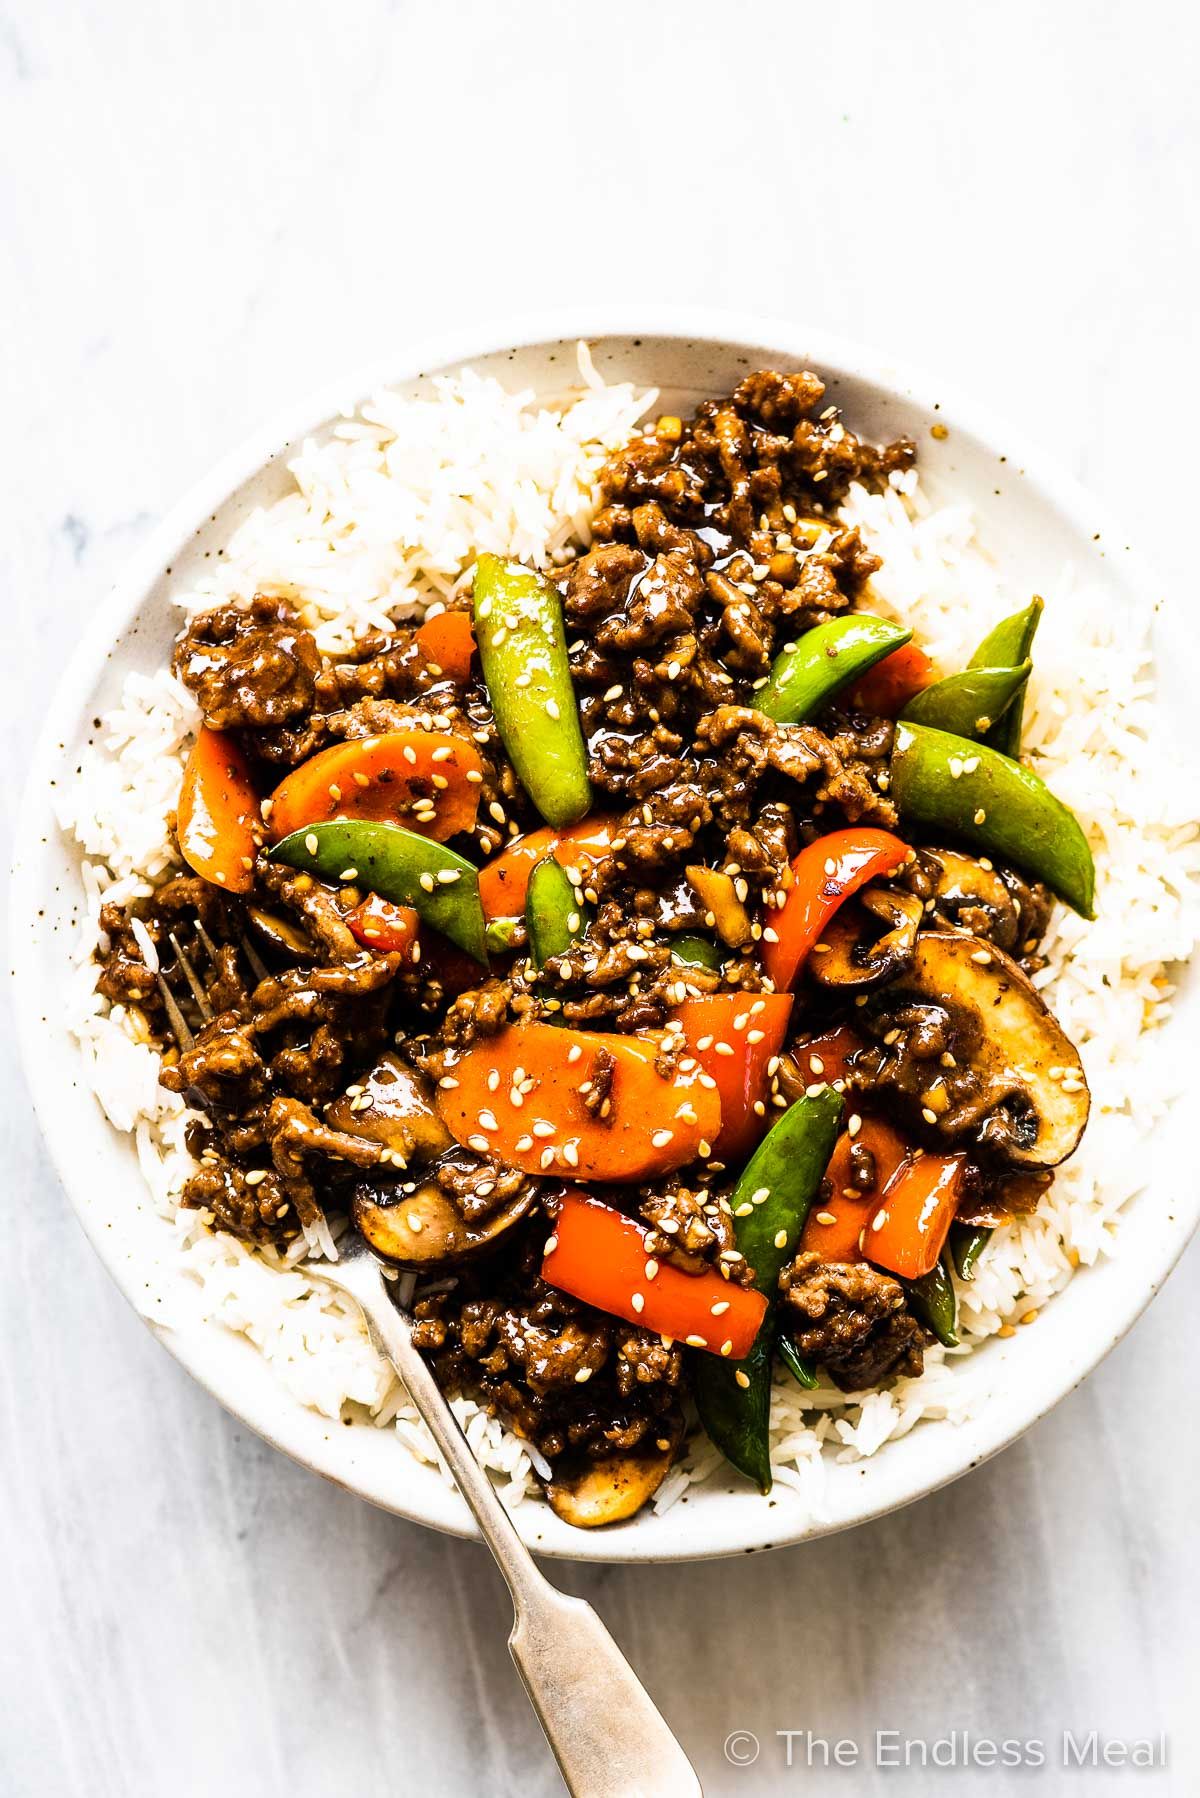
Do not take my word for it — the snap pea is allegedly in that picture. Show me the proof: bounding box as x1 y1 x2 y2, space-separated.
669 934 723 970
902 662 1031 742
904 1254 958 1347
526 855 588 968
472 554 592 828
485 916 522 954
969 596 1043 757
271 820 488 962
777 1335 820 1390
950 1222 992 1282
693 1087 843 1490
890 721 1095 918
756 614 911 724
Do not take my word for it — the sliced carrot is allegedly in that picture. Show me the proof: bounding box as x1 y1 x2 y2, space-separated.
177 727 261 894
266 731 482 845
416 610 475 684
437 1021 722 1182
542 1192 768 1358
845 641 935 716
866 1150 966 1278
477 819 617 920
798 1115 909 1262
345 895 420 961
763 827 911 992
674 993 793 1166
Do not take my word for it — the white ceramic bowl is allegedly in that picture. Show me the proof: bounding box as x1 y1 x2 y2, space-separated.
12 314 1199 1562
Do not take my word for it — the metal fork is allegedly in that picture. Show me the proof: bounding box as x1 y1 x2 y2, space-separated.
156 924 703 1798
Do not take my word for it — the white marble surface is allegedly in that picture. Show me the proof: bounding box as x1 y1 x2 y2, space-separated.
3 2 1199 1792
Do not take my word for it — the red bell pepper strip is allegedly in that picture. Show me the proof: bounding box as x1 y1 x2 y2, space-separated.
415 610 475 684
846 641 934 716
542 1191 768 1359
866 1150 967 1279
798 1114 908 1262
763 827 911 991
177 727 262 894
345 895 420 961
674 992 793 1165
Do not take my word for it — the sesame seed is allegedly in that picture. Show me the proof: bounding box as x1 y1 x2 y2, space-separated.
539 1148 556 1170
515 1135 534 1153
685 1335 708 1349
467 1134 490 1153
971 949 993 965
974 807 987 825
532 1120 556 1139
735 1369 751 1389
922 1107 938 1125
698 1139 713 1157
574 1367 592 1383
543 1235 558 1255
419 873 435 893
815 1210 837 1226
487 1069 500 1091
645 1259 659 1281
734 1202 754 1218
304 833 319 854
406 1213 424 1233
244 1169 267 1187
651 1129 674 1148
603 684 622 701
477 1109 499 1131
566 1044 582 1063
631 1292 645 1314
545 698 561 720
847 1115 862 1138
437 868 461 884
438 1076 459 1089
871 1210 886 1231
1021 1308 1040 1325
998 1324 1016 1339
714 1040 734 1058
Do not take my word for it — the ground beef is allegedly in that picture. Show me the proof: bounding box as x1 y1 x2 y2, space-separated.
779 1252 927 1391
173 595 320 729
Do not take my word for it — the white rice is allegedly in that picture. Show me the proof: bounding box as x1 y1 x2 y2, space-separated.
56 349 1200 1522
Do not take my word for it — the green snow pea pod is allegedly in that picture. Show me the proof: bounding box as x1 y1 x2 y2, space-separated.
526 855 589 968
472 554 592 828
270 820 488 962
904 1254 958 1347
756 614 912 724
890 722 1095 918
902 662 1031 742
669 934 723 970
484 916 523 955
950 1222 992 1282
694 1087 843 1491
777 1335 820 1390
969 595 1043 757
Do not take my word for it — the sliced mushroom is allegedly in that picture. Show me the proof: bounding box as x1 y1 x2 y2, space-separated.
546 1412 685 1528
809 884 924 990
352 1176 536 1270
246 905 316 960
326 1051 451 1165
920 849 1020 950
685 865 753 948
867 932 1089 1167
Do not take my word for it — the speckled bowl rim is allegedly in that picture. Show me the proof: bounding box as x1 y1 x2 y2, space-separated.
11 309 1200 1562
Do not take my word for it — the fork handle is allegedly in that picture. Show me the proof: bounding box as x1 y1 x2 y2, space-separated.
357 1270 703 1798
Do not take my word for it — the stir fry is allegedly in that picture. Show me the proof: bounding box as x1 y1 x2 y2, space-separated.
98 369 1094 1525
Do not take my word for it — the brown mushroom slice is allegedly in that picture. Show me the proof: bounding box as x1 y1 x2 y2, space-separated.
809 885 924 991
685 865 753 948
924 849 1020 950
876 931 1089 1168
546 1413 685 1529
246 905 315 959
326 1051 452 1165
352 1177 535 1270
